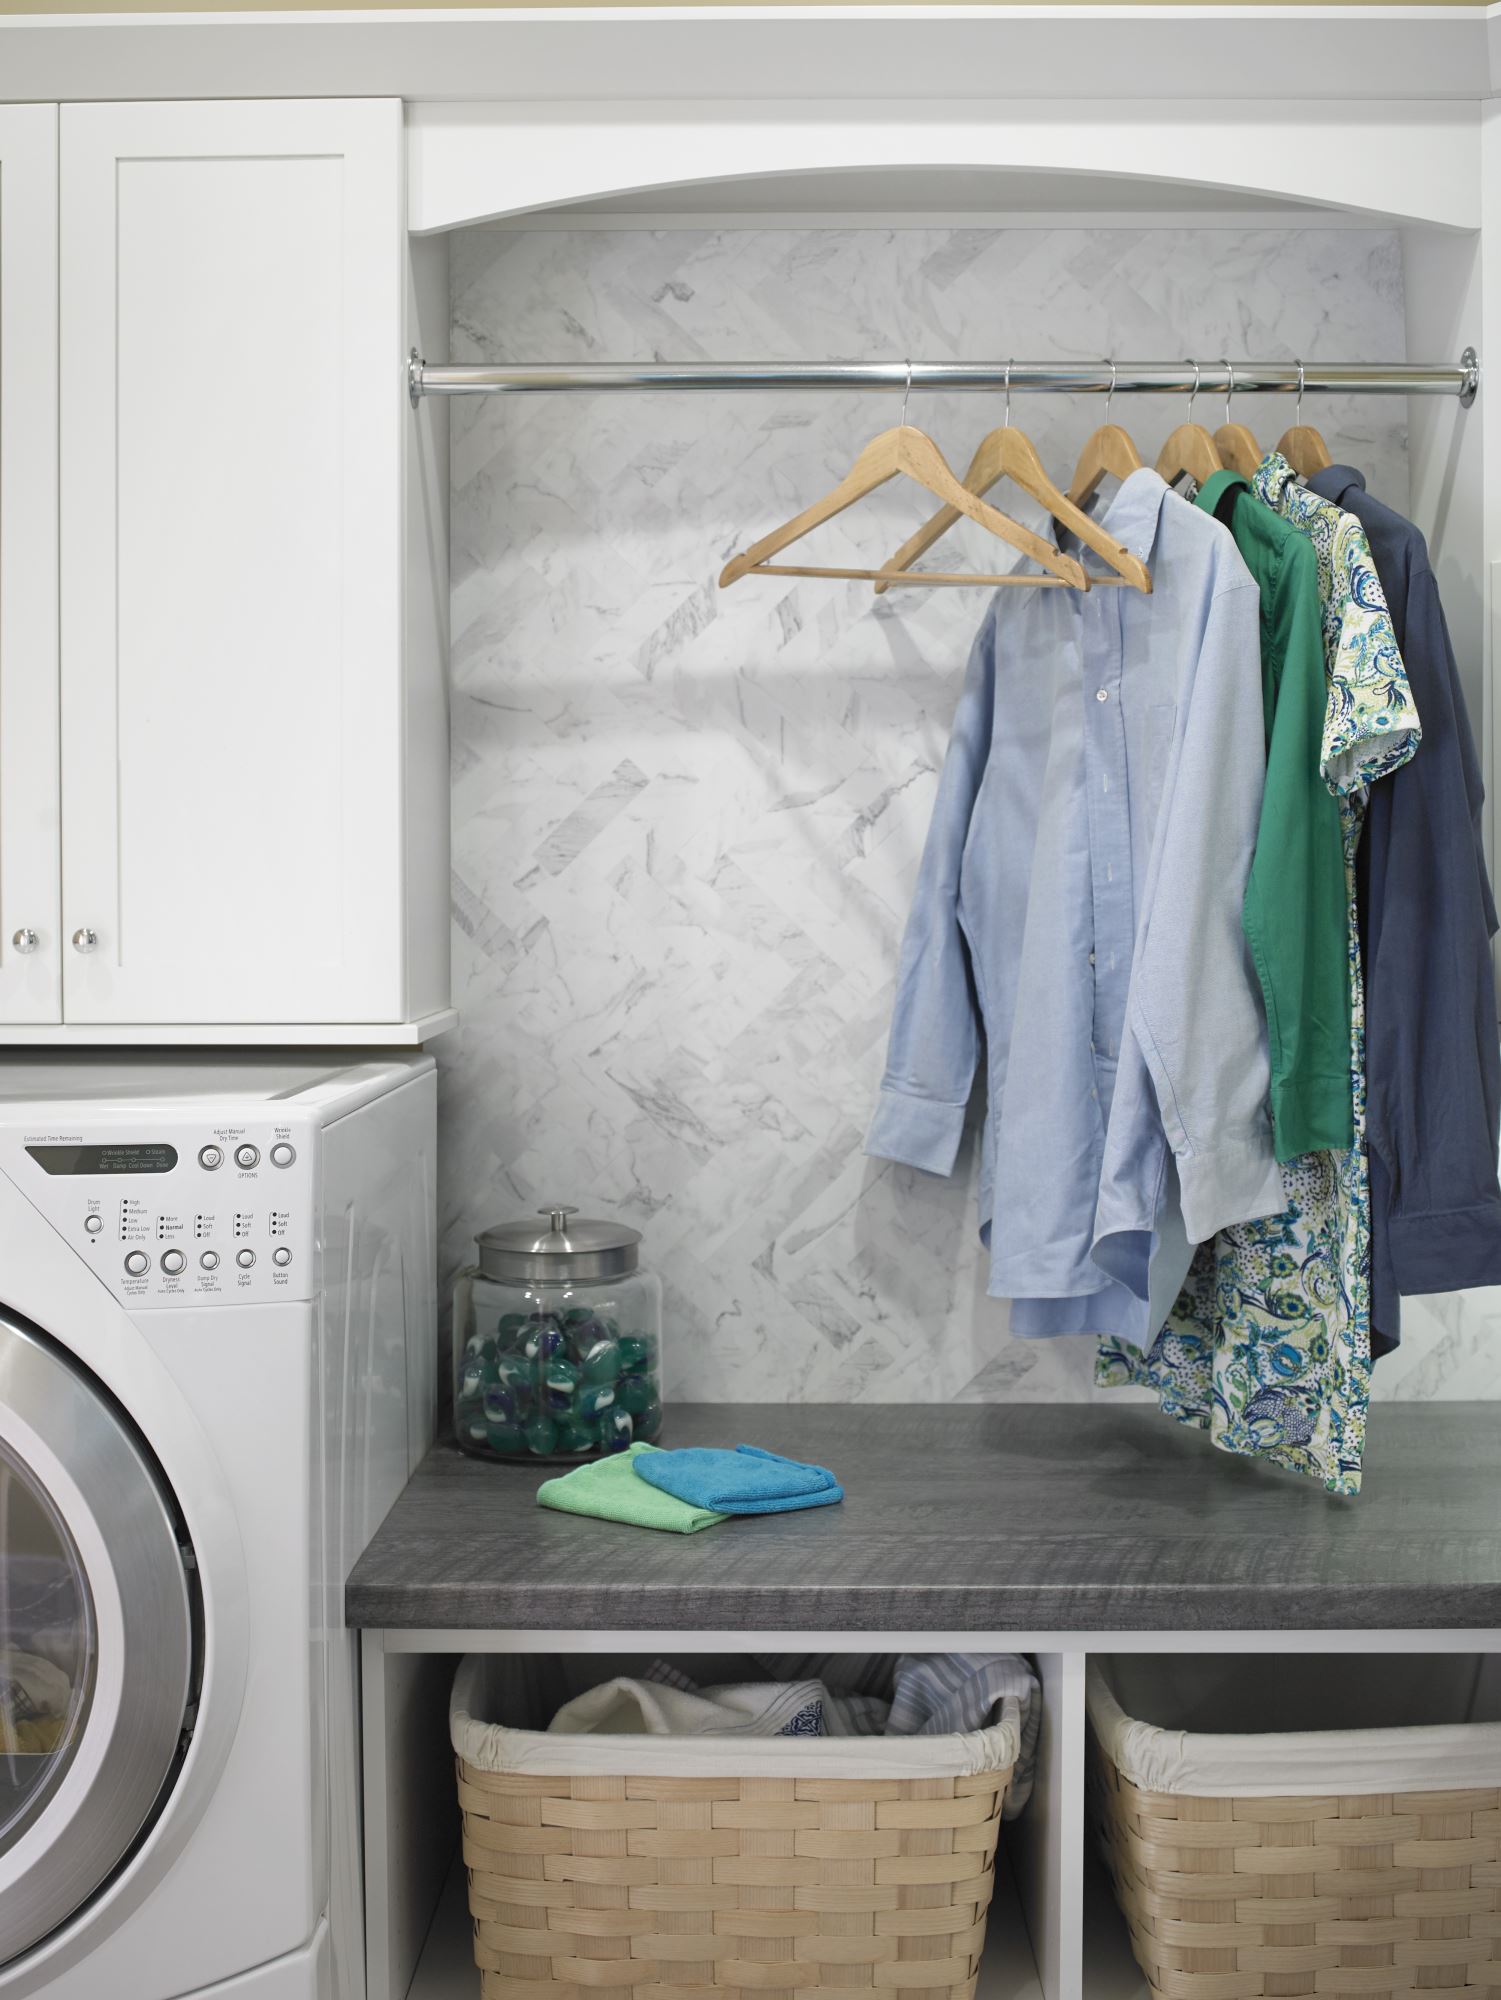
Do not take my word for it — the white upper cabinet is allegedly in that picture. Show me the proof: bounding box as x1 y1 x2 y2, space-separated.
54 98 449 1037
0 107 61 1027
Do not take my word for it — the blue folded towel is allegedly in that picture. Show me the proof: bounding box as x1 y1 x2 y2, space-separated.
632 1444 843 1515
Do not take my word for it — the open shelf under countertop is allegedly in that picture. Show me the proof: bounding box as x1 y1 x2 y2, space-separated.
346 1404 1501 1634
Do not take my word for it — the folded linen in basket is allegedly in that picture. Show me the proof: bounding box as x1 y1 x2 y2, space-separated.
451 1651 1019 1782
545 1655 1037 1809
549 1676 841 1739
536 1444 728 1534
643 1659 888 1737
751 1653 1043 1817
631 1443 842 1514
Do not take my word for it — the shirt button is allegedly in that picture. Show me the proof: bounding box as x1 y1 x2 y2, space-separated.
1096 689 1110 703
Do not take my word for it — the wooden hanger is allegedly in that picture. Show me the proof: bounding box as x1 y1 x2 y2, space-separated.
1212 359 1263 478
1214 425 1263 477
1069 428 1145 510
872 366 1151 596
719 411 1089 592
1279 426 1333 477
1155 360 1224 488
1277 359 1333 478
1067 361 1145 509
1156 426 1223 486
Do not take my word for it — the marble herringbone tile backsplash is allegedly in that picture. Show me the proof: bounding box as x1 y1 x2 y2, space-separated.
441 222 1498 1404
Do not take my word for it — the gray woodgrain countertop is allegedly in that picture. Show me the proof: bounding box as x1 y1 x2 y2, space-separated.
345 1403 1501 1633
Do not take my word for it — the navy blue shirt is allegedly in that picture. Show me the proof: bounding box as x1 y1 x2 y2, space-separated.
1309 465 1501 1354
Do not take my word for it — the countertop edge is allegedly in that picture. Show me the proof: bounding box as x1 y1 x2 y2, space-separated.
346 1584 1501 1633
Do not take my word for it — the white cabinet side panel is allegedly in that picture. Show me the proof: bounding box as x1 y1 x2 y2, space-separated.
0 106 61 1026
402 227 451 1025
1004 1654 1072 2000
1401 226 1484 796
319 1066 437 1999
60 98 406 1026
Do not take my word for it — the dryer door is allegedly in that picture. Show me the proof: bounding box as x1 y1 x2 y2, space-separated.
0 1308 195 1967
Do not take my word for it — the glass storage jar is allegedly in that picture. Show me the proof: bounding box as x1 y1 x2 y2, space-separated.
453 1206 663 1463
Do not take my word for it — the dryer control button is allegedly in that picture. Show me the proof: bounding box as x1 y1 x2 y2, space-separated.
200 1250 220 1271
269 1143 296 1168
234 1144 260 1171
272 1246 292 1268
84 1214 103 1236
160 1249 186 1275
235 1248 256 1269
123 1250 149 1276
198 1144 224 1171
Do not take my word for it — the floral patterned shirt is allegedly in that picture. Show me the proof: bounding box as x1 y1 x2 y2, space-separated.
1252 452 1421 790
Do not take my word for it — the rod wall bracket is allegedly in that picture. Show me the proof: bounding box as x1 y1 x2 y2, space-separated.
1462 346 1480 408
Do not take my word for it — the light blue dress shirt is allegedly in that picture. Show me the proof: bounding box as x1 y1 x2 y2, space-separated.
865 469 1283 1345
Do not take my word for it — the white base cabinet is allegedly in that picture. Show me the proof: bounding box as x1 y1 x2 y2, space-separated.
1 97 451 1043
359 1633 1501 2000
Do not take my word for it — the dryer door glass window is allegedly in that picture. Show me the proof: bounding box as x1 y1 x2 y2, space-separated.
0 1438 95 1855
0 1310 195 1969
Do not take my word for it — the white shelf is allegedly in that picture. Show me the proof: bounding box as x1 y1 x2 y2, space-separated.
408 1849 1048 2000
0 1010 458 1047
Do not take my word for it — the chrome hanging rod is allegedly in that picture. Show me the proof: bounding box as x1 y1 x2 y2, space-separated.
408 349 1479 406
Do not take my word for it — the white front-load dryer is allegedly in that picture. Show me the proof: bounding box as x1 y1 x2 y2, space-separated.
0 1054 436 2000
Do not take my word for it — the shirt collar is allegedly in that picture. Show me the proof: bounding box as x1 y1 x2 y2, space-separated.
1254 449 1298 510
1087 465 1172 566
1307 462 1366 508
1195 468 1252 525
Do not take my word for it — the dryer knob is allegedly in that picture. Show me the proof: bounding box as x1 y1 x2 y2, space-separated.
71 928 98 955
11 928 38 955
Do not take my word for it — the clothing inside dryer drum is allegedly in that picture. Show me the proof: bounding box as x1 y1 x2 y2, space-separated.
0 1439 96 1852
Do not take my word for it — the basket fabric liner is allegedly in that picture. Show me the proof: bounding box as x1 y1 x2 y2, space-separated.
452 1655 1020 1779
1087 1658 1501 1797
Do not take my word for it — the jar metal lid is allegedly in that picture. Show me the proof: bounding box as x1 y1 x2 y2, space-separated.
476 1205 642 1283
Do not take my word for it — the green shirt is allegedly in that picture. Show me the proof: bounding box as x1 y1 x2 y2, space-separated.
1194 470 1352 1161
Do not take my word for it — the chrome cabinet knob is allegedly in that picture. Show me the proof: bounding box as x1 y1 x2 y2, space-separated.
11 928 38 955
71 927 98 955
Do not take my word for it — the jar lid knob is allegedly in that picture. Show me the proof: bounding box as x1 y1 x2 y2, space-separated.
541 1205 579 1233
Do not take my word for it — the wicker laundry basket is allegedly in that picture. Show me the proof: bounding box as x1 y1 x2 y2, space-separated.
1087 1657 1501 2000
450 1657 1019 2000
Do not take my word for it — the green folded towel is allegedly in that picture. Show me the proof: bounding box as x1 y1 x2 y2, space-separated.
536 1443 729 1534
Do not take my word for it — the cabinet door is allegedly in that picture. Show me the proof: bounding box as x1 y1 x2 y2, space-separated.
0 107 61 1025
61 100 407 1026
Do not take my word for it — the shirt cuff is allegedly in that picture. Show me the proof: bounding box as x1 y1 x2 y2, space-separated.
1270 1076 1354 1164
1388 1194 1501 1298
1178 1136 1286 1246
863 1088 967 1177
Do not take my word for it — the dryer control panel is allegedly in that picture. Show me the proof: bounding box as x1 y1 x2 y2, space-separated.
16 1117 315 1306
